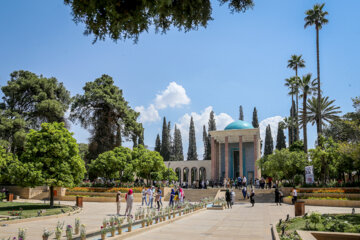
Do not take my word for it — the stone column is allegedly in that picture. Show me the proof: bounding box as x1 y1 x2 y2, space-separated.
254 135 258 179
211 137 216 180
216 141 220 181
225 136 229 179
239 136 243 177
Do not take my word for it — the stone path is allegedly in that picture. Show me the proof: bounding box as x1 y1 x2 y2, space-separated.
0 199 358 240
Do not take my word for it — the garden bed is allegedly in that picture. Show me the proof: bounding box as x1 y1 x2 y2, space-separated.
283 197 360 207
67 187 143 193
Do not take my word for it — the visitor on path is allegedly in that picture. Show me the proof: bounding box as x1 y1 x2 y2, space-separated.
225 189 232 209
141 187 147 206
250 189 255 207
275 188 281 206
124 189 134 217
292 188 297 204
237 176 242 189
279 189 284 204
174 188 179 205
116 191 121 215
169 189 175 207
242 176 247 187
155 188 161 210
147 186 154 208
242 186 247 199
179 188 184 203
231 189 235 206
158 187 163 207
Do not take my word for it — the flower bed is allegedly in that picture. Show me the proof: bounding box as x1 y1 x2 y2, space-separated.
298 188 360 194
67 187 143 193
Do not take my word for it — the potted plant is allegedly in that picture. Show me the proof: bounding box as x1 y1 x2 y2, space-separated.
115 217 124 234
42 229 53 240
109 216 115 226
75 218 80 235
155 214 158 224
55 221 64 240
66 225 73 240
80 224 86 240
110 225 116 237
146 216 151 227
102 218 108 228
141 218 145 228
127 218 133 232
100 226 107 240
18 228 26 240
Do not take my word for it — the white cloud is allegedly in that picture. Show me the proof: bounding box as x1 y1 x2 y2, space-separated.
259 116 284 152
135 104 160 123
155 82 191 109
176 106 234 159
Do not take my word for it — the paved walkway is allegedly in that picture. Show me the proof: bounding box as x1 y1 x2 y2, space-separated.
0 200 358 240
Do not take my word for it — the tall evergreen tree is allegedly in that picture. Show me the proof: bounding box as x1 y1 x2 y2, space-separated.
160 117 170 161
187 116 198 160
206 110 216 160
155 134 161 153
208 111 217 131
138 124 144 146
203 125 209 160
264 124 274 156
276 122 286 150
174 126 184 161
239 105 244 120
252 107 259 128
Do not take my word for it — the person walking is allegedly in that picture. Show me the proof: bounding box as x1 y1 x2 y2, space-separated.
116 191 121 215
141 187 147 206
231 189 235 206
292 187 298 204
124 189 134 217
147 186 154 208
242 186 247 200
158 187 163 207
155 187 161 210
275 188 281 206
242 176 247 187
250 189 255 207
225 189 232 209
169 189 175 207
179 188 184 203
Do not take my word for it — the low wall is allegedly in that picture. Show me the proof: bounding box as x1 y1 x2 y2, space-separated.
3 186 47 199
283 197 360 207
62 193 143 202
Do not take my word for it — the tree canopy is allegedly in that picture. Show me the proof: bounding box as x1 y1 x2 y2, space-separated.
64 0 254 43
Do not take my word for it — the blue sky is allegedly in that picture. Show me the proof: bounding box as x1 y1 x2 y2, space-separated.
1 0 359 157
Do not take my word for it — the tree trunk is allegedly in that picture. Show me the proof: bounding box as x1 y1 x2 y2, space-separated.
295 68 300 141
303 94 308 153
316 24 322 143
50 186 54 208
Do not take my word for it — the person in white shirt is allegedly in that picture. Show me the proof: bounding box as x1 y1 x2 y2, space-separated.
147 187 153 208
231 189 235 206
292 188 298 204
242 176 247 187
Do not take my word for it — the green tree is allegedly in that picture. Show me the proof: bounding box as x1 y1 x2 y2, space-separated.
239 105 244 120
0 146 17 184
155 134 161 153
1 71 71 130
284 77 298 143
287 54 306 140
309 136 339 182
289 140 304 152
70 74 141 160
252 107 259 128
264 124 274 156
299 73 317 152
64 0 254 43
338 142 360 181
203 125 209 160
78 143 89 164
88 146 133 181
206 110 217 159
173 126 184 161
12 122 86 207
305 96 341 131
305 3 329 140
138 123 144 146
275 122 286 150
187 116 198 160
160 117 171 161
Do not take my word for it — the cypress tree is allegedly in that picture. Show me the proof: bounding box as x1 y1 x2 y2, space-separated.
203 125 208 160
288 100 298 146
208 110 216 131
276 122 286 150
264 124 274 156
239 105 244 120
207 110 216 160
155 134 161 152
187 116 198 160
160 117 170 161
252 107 259 128
138 124 144 146
174 126 184 161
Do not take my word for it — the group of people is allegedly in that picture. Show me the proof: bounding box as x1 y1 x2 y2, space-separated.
115 189 134 217
141 186 163 210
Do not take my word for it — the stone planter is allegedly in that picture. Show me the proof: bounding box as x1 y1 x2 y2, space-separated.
55 232 62 240
173 212 175 218
111 230 115 237
43 236 48 240
128 226 132 232
75 227 79 235
117 227 122 235
141 221 145 228
101 233 105 240
80 237 86 240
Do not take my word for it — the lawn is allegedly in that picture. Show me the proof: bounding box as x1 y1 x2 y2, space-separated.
0 202 74 220
277 213 360 240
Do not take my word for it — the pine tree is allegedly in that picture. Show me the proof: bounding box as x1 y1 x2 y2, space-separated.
155 134 161 152
288 100 299 146
207 110 216 160
168 121 175 161
239 105 244 120
264 124 274 156
206 133 211 159
203 125 208 160
252 107 259 128
174 126 184 161
208 111 216 131
160 117 170 161
187 116 198 160
276 122 286 150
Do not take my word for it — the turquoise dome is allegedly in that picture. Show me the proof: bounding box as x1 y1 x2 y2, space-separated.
224 120 254 130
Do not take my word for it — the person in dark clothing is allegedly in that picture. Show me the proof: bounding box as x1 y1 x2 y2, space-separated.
249 189 255 207
225 189 232 209
275 188 281 206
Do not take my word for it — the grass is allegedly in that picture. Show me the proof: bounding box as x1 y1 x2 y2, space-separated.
277 213 360 240
0 202 74 220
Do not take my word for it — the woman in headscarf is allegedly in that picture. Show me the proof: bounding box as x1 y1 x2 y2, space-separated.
250 189 255 207
124 189 134 217
179 188 184 203
116 191 121 215
169 189 175 207
225 189 232 209
275 188 280 206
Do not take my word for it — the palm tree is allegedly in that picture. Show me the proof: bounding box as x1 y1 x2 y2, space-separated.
304 3 329 141
298 73 317 153
287 55 306 140
305 96 341 134
284 77 297 143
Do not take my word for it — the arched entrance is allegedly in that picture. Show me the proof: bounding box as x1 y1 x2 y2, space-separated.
183 167 189 185
175 168 181 183
191 167 198 186
199 167 206 182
